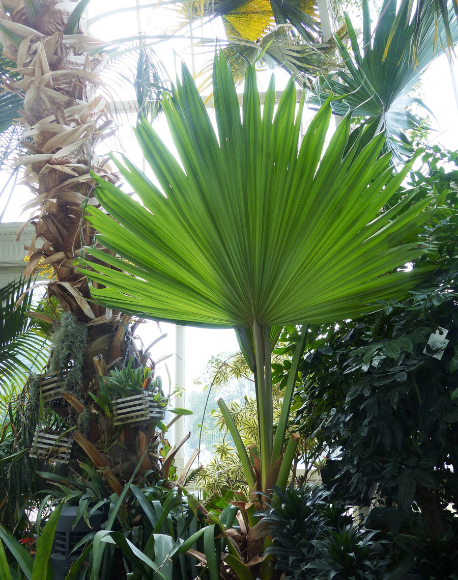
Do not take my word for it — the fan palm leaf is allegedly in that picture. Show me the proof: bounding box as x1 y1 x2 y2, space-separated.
383 0 458 65
78 53 435 331
180 0 327 88
77 51 437 501
181 0 320 42
309 0 458 162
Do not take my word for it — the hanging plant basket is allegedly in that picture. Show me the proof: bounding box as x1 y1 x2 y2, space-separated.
29 429 74 463
113 391 166 427
38 370 64 403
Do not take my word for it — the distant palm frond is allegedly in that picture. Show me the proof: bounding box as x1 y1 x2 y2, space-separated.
0 49 23 168
0 278 51 415
177 0 325 87
179 0 320 41
383 0 458 65
136 46 171 123
308 0 458 162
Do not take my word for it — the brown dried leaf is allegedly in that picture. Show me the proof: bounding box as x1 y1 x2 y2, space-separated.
27 311 55 325
246 555 267 567
247 520 269 541
73 431 123 495
43 123 91 153
13 153 52 166
17 35 33 69
24 250 46 277
177 447 199 487
0 18 43 39
186 549 207 565
62 392 85 413
162 432 191 479
52 134 91 158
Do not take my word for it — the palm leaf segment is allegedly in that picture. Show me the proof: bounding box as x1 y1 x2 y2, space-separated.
78 53 435 330
0 48 23 169
0 278 49 412
309 0 458 162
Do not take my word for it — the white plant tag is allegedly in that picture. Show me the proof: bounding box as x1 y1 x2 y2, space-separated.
423 327 449 360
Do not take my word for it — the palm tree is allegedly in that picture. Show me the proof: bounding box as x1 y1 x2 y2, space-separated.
77 52 436 504
309 0 458 162
384 0 458 64
0 0 168 492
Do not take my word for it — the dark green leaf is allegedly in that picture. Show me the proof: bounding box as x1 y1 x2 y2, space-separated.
383 343 401 359
450 354 458 374
442 408 458 423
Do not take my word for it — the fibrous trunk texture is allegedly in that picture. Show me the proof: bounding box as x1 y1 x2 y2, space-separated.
0 0 163 492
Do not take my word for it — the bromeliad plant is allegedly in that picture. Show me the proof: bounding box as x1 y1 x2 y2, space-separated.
77 51 436 573
90 357 168 418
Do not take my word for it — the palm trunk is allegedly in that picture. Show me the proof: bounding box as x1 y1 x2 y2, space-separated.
0 0 161 491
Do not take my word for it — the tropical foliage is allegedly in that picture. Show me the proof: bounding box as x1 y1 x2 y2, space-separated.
0 470 222 580
0 278 50 413
309 0 458 162
296 264 458 537
261 484 354 578
286 149 458 541
73 50 443 577
78 51 435 502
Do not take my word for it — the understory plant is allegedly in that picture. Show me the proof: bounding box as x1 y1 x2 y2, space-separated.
0 467 222 580
260 484 388 580
294 263 458 538
306 525 389 580
0 278 51 411
195 351 324 498
393 524 458 579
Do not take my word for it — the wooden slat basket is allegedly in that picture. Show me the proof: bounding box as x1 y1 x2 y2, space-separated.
38 370 64 403
29 429 74 463
113 391 166 427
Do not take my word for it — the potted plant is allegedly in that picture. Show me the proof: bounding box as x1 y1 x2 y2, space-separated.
90 357 168 427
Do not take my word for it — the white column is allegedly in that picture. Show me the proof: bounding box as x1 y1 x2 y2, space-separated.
448 59 458 113
317 0 343 127
0 223 35 287
173 324 186 473
317 0 333 42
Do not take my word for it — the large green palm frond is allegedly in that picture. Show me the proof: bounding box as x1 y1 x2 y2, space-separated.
77 52 435 331
383 0 458 65
0 278 50 413
309 0 458 162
